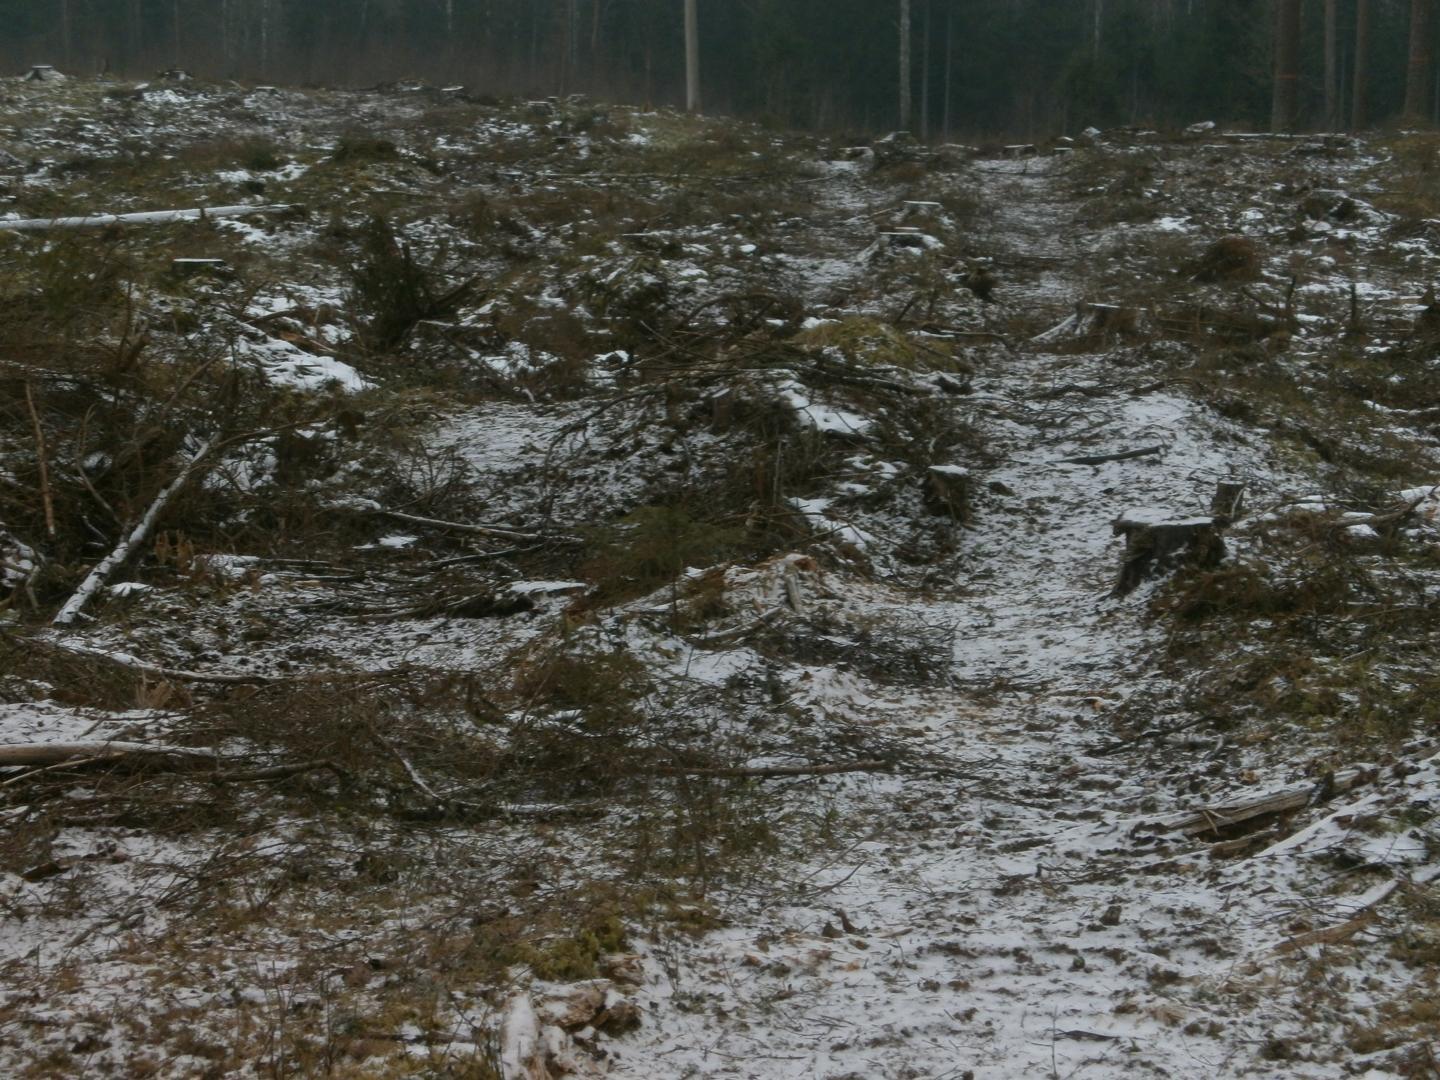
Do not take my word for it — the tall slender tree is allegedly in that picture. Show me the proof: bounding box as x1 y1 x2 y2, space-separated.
1325 0 1340 129
1271 0 1302 132
899 0 911 129
1353 0 1372 127
1405 0 1434 120
684 0 700 111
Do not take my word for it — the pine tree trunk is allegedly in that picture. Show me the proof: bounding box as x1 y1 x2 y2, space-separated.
1271 0 1302 132
1406 0 1434 121
1324 0 1339 128
684 0 700 112
60 0 72 67
899 0 912 130
920 0 931 139
942 4 953 141
129 0 143 69
1353 0 1371 128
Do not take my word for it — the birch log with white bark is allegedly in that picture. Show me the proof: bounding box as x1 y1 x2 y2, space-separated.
53 441 215 626
1 205 294 233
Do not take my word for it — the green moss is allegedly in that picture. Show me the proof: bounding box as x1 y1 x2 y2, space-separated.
796 317 964 373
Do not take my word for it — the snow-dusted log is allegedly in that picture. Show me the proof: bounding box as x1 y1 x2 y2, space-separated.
499 994 551 1080
53 440 215 626
1154 767 1375 837
0 204 295 233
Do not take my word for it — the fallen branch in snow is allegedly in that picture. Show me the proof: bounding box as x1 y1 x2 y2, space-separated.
375 509 579 545
0 743 347 790
0 204 296 232
649 760 890 779
0 742 213 770
1057 445 1164 466
31 638 277 684
682 606 787 646
213 759 349 784
1272 881 1400 954
52 439 216 625
23 381 56 540
1154 767 1376 837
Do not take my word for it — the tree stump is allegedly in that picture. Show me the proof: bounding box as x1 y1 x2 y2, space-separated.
923 465 970 522
1112 510 1224 596
1210 480 1247 523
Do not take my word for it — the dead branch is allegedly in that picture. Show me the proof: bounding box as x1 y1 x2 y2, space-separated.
648 760 890 779
32 637 276 683
1057 445 1164 466
23 381 56 540
213 759 348 783
375 509 579 545
1272 881 1399 954
0 741 214 770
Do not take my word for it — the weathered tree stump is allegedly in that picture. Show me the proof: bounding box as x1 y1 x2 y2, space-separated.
1112 510 1224 596
1210 480 1247 523
923 465 970 522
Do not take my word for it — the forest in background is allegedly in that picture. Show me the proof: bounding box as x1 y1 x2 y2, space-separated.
0 2 1434 144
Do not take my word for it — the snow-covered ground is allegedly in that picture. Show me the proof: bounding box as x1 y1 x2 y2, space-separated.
2 77 1438 1077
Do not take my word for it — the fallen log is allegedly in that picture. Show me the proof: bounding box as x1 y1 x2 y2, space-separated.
1152 767 1375 838
0 204 297 232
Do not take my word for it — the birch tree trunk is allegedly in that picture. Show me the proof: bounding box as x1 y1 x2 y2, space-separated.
1271 0 1302 133
1405 0 1434 121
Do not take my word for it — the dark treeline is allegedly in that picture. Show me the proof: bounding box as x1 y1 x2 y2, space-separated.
1 1 1436 139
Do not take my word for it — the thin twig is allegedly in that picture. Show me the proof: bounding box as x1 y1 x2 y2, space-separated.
23 381 56 540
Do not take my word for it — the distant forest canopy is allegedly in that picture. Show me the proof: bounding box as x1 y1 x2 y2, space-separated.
1 1 1437 139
